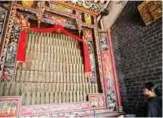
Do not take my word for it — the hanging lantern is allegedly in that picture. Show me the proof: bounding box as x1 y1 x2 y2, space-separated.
21 0 33 7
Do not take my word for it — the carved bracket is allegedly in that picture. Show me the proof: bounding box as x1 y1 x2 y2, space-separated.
36 2 46 28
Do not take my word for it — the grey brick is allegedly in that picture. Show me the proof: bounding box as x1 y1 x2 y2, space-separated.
111 1 162 114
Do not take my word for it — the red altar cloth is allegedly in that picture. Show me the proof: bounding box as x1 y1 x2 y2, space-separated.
17 29 27 63
16 25 91 73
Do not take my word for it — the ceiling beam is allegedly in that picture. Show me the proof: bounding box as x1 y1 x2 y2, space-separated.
54 1 98 16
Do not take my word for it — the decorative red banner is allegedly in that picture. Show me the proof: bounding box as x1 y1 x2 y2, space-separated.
16 25 91 73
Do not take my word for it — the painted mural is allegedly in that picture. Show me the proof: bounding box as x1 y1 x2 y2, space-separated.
99 32 117 110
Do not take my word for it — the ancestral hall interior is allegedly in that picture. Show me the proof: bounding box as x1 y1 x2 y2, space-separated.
0 1 162 117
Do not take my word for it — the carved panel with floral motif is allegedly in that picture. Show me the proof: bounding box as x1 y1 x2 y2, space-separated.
0 6 8 43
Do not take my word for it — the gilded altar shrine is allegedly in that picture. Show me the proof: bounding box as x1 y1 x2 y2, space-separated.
0 1 122 117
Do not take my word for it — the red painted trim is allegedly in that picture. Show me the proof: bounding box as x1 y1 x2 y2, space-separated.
107 29 122 107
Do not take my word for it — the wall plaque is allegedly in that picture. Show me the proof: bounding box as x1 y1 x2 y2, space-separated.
0 96 21 117
89 94 106 109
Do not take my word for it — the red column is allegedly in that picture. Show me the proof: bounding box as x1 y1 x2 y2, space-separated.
107 29 122 110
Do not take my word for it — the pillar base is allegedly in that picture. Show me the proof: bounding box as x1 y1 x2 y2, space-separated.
117 106 123 113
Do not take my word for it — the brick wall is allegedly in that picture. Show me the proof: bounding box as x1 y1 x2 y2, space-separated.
111 1 162 114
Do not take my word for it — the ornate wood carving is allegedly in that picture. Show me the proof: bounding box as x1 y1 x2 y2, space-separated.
0 4 17 79
14 3 37 16
49 2 74 14
99 31 108 51
107 30 122 111
43 12 77 29
75 11 82 36
81 22 94 29
99 31 116 110
0 2 98 79
93 16 104 92
36 2 46 28
14 3 77 27
0 1 119 114
82 27 97 82
46 6 76 19
66 1 105 13
3 23 21 81
87 40 97 82
0 6 8 43
17 11 77 30
54 1 98 16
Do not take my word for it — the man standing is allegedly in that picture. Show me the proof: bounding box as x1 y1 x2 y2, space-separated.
142 82 162 117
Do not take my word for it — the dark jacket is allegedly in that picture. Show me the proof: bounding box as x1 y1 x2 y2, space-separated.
146 96 162 117
136 96 162 117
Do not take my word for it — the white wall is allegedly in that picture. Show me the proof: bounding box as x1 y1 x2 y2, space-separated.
102 1 128 30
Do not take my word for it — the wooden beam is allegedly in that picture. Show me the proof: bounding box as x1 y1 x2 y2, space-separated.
54 1 98 16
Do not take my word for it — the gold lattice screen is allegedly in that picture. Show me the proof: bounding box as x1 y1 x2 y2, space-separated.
138 1 162 25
